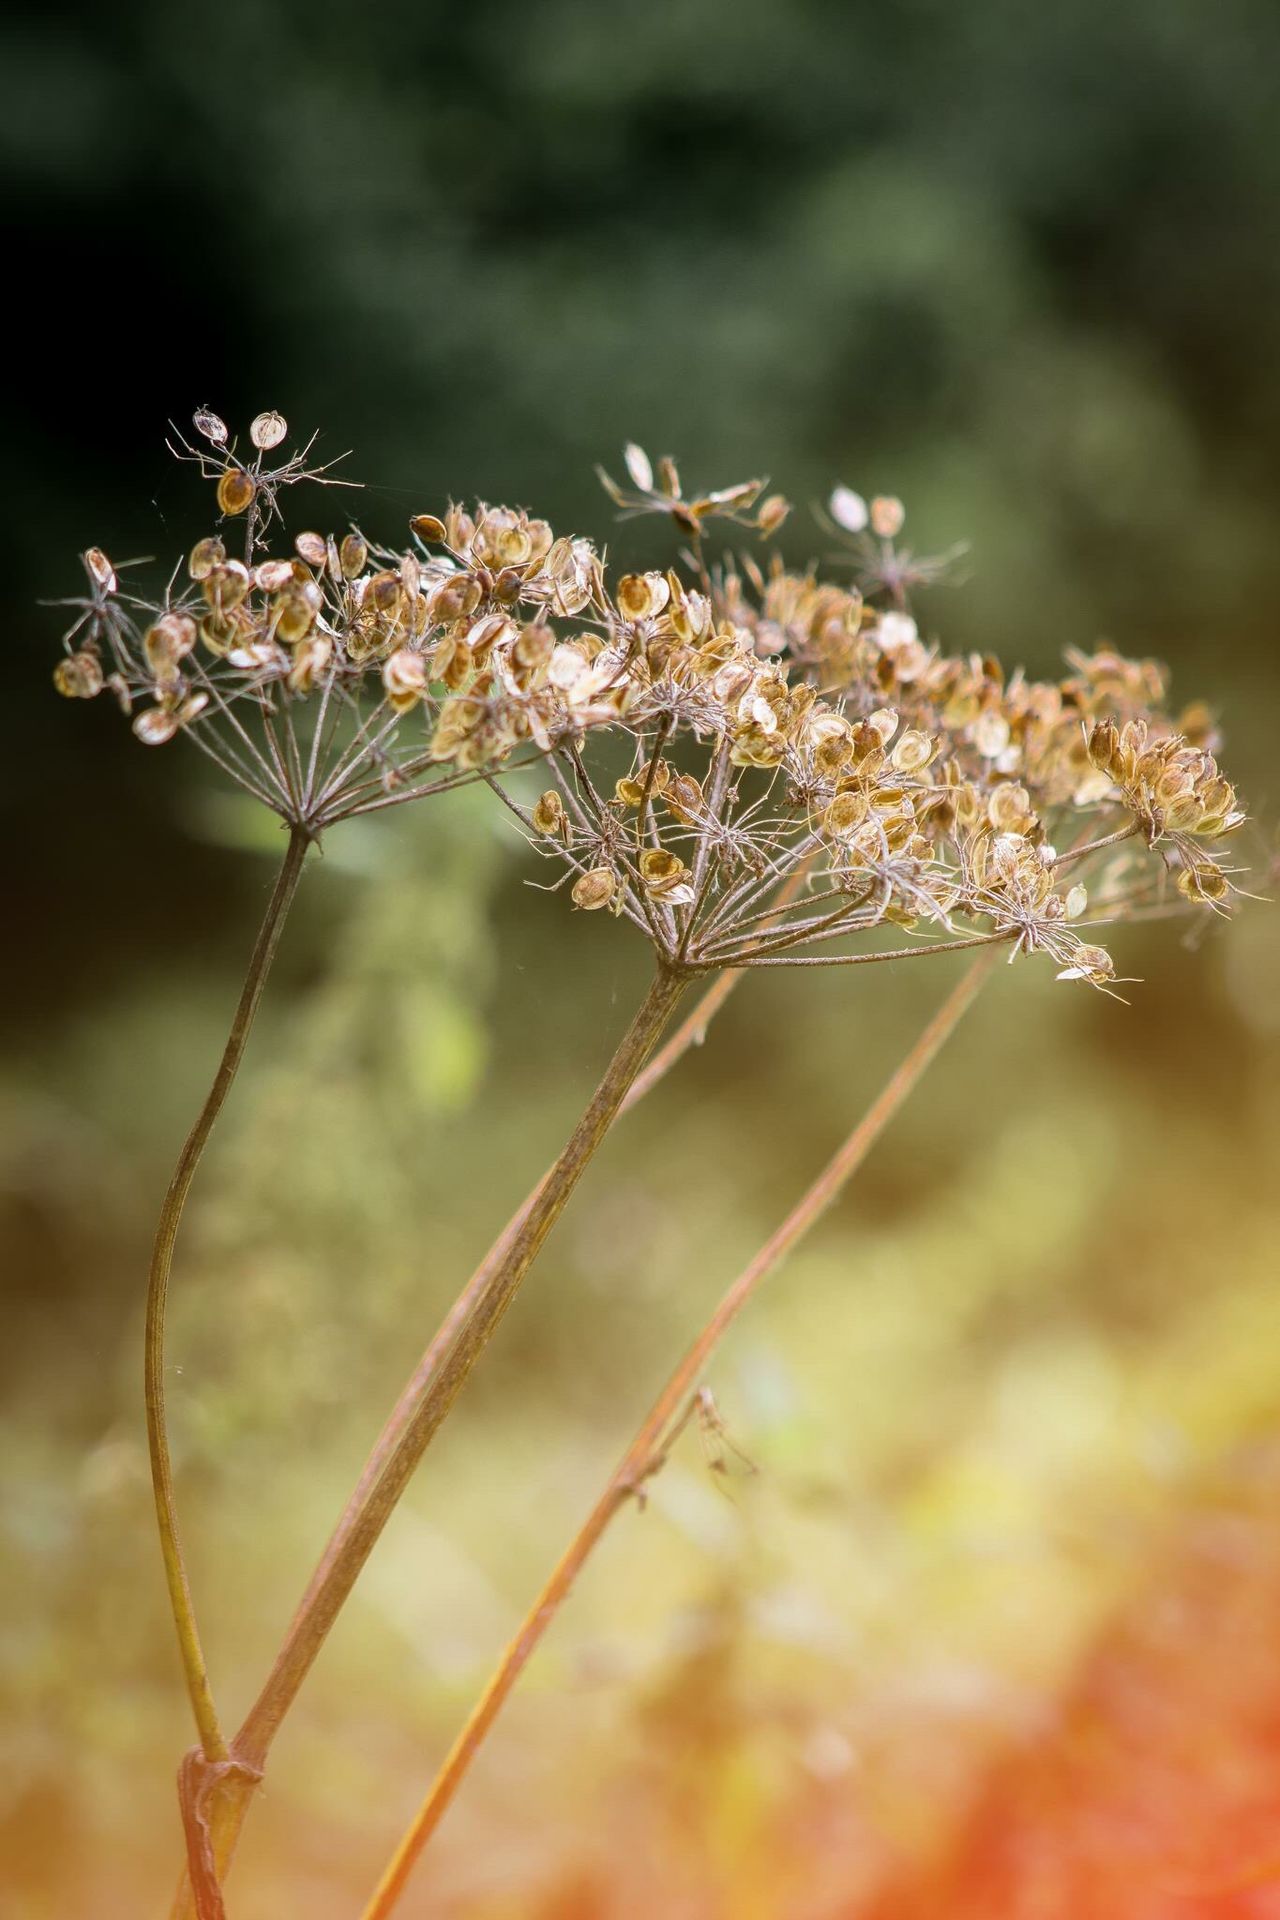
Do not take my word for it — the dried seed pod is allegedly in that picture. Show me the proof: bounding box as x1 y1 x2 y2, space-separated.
53 650 104 699
572 867 617 911
410 512 448 543
869 495 905 538
83 547 117 594
272 587 319 644
294 531 327 568
192 408 229 446
288 633 332 694
383 647 428 712
756 493 791 536
639 848 685 888
144 614 197 679
616 572 671 622
217 468 256 516
204 560 251 612
890 728 936 774
189 535 226 581
250 410 287 450
823 791 870 838
972 709 1012 759
255 559 296 592
133 706 180 745
531 790 566 836
624 442 654 492
828 486 868 534
1056 944 1115 985
339 531 369 580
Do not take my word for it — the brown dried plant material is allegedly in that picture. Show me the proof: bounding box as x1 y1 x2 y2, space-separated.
495 446 1248 999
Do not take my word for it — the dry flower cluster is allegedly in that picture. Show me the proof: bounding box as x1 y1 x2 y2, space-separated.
483 448 1239 992
49 417 1248 1920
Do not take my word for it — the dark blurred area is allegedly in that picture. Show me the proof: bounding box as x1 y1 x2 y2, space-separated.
3 3 1279 1916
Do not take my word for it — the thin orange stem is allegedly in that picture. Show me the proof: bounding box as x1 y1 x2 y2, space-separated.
358 947 1000 1919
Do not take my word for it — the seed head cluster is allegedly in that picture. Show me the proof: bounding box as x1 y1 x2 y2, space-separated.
479 452 1245 991
53 423 1245 989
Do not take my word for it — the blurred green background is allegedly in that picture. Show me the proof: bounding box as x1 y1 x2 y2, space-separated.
3 2 1280 1914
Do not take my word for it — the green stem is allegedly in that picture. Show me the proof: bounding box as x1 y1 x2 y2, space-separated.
144 826 309 1761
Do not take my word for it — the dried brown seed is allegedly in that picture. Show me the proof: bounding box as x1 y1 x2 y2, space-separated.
572 867 617 911
217 468 256 516
189 536 226 581
339 532 369 580
531 790 566 836
383 647 428 711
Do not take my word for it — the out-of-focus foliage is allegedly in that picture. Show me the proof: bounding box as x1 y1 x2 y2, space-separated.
3 0 1280 1914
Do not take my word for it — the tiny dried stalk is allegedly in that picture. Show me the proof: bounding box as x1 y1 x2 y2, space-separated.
145 824 309 1765
357 947 999 1919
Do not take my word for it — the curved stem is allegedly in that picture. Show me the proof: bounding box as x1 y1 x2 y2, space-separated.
358 947 1000 1919
172 963 688 1912
145 826 309 1761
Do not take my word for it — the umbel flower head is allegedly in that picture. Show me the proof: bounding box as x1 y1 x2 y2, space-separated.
50 412 626 835
475 451 1246 995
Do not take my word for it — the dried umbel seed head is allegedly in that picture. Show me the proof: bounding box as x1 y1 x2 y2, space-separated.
49 424 651 837
502 446 1247 999
49 428 1249 993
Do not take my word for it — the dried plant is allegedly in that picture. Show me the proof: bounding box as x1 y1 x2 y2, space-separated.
496 455 1243 994
51 427 1247 1919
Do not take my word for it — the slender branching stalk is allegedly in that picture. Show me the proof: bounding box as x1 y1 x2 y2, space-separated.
357 947 1000 1919
145 825 309 1758
171 961 689 1913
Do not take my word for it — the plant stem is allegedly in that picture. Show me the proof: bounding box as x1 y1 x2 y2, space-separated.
357 947 999 1920
145 824 309 1764
172 962 688 1912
